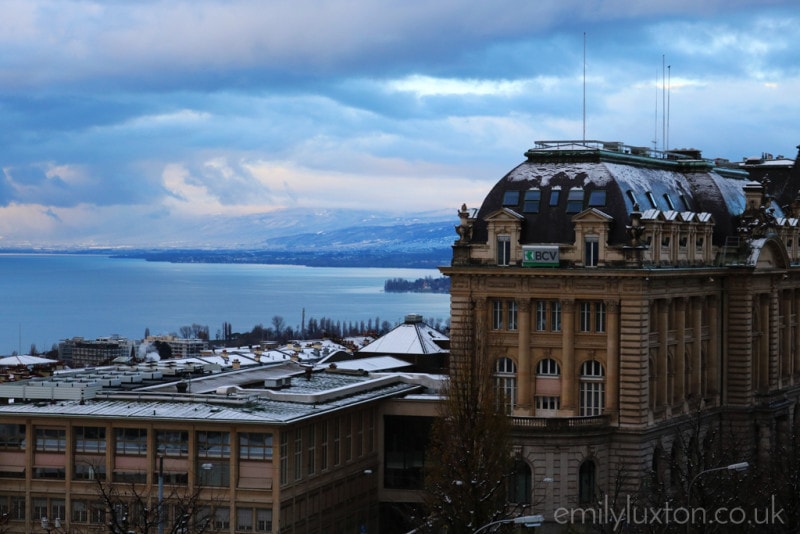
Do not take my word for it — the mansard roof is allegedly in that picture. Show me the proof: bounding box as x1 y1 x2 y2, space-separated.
471 140 792 248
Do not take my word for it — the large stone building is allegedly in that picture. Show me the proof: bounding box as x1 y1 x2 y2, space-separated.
440 140 800 521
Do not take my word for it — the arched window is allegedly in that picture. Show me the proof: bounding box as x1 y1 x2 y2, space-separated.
494 357 517 414
579 360 605 416
507 459 532 504
578 460 596 504
536 358 560 376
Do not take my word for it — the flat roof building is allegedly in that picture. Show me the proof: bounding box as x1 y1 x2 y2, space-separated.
0 358 440 534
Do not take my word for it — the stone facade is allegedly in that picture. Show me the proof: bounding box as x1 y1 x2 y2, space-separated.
440 140 800 521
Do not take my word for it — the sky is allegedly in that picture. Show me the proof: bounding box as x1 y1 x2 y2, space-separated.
0 0 798 247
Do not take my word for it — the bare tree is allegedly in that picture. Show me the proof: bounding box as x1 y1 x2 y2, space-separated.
421 308 514 533
88 463 221 534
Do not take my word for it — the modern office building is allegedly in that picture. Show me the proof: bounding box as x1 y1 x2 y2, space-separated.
58 336 136 368
0 358 440 534
440 140 800 518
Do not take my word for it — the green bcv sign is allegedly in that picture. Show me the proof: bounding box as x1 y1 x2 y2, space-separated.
523 245 559 267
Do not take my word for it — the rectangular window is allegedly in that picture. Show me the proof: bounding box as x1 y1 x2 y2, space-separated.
536 301 547 331
156 430 189 457
587 190 606 207
333 418 340 466
507 300 518 331
10 497 25 520
535 396 561 410
239 432 273 460
319 421 328 471
307 426 315 476
492 300 504 330
580 382 605 416
213 507 230 530
566 189 584 213
585 236 599 267
549 189 561 207
256 509 273 532
551 301 562 332
595 302 606 333
113 471 147 484
502 190 520 206
294 429 303 481
115 428 147 456
51 499 67 521
355 412 363 458
497 235 511 266
72 500 89 523
74 426 105 454
33 467 66 479
0 424 26 449
36 428 66 452
522 189 541 213
197 461 230 487
366 409 375 453
33 498 48 523
197 431 230 458
579 302 592 332
579 301 606 332
73 463 105 481
279 433 288 486
343 414 352 462
237 508 254 532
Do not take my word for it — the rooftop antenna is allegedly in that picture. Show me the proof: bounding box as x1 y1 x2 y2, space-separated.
667 64 671 152
662 54 666 152
653 65 658 151
582 32 587 143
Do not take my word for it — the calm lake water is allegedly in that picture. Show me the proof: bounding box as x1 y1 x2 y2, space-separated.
0 254 451 354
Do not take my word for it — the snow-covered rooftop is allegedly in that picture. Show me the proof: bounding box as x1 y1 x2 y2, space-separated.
358 315 447 356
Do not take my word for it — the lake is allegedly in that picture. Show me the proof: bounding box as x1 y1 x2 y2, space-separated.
0 254 451 354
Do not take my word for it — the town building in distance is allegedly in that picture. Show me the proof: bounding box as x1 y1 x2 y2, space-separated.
58 336 136 368
440 139 800 522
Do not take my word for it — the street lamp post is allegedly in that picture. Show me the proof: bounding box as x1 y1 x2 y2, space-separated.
473 514 544 533
686 461 749 533
158 455 164 534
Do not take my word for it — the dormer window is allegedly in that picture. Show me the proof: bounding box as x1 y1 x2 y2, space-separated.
502 191 520 207
663 194 675 210
646 191 658 209
587 190 606 207
523 189 541 213
497 235 511 266
626 190 638 207
566 188 584 213
549 188 561 206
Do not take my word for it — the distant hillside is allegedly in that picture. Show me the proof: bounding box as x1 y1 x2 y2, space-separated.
1 208 461 268
111 219 457 268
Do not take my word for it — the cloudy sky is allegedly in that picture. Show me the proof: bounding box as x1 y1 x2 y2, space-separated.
0 0 798 247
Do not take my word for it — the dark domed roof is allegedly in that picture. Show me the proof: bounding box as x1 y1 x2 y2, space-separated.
472 141 777 247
